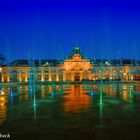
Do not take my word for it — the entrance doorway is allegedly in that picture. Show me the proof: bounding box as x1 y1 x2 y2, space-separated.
74 73 80 81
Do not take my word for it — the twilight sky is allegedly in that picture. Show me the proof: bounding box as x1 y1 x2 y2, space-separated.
0 0 140 61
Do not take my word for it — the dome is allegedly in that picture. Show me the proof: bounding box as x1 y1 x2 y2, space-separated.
66 44 88 60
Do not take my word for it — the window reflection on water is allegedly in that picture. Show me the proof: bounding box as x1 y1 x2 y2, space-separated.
0 83 140 124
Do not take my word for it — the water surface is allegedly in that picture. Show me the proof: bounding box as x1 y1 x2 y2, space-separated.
0 83 140 140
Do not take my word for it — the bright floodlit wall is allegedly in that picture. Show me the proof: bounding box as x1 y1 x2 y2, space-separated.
0 66 63 83
0 47 140 83
0 64 140 83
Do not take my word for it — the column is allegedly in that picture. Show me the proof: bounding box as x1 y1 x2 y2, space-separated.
25 71 28 82
63 72 66 82
49 70 52 81
80 72 83 81
56 72 59 81
19 71 21 82
71 72 74 81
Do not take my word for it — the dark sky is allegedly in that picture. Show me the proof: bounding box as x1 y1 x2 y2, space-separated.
0 0 140 61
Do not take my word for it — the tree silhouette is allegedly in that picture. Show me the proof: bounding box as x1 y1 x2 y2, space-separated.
0 54 7 66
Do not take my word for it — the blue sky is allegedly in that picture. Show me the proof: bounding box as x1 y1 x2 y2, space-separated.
0 0 140 61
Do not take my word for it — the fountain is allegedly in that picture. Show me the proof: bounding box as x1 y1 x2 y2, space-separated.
51 81 55 98
58 83 62 94
28 58 34 92
33 63 37 121
97 60 104 128
33 86 37 121
28 58 37 121
99 62 103 106
129 85 133 103
8 66 14 105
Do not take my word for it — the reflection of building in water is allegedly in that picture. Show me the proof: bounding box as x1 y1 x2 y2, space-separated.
1 45 140 83
0 97 7 124
63 85 90 111
101 84 140 102
134 85 140 92
19 93 29 101
102 86 116 96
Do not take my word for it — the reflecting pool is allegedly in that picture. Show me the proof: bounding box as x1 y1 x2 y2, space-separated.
0 83 140 140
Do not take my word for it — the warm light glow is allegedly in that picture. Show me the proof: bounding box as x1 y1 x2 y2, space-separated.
63 85 90 111
105 61 110 66
0 97 5 101
25 74 28 82
56 74 59 81
25 78 28 82
0 96 7 124
123 85 127 90
0 47 140 83
63 51 92 81
0 90 4 95
7 78 10 82
121 91 129 101
41 78 44 82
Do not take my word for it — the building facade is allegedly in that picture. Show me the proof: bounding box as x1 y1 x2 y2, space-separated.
0 46 140 83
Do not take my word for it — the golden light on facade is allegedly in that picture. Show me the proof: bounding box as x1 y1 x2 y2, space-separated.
0 90 4 95
7 77 10 82
63 53 92 81
49 78 52 82
0 47 140 83
131 76 133 80
41 78 44 82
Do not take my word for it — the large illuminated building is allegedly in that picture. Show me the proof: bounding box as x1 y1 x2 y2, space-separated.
0 46 140 83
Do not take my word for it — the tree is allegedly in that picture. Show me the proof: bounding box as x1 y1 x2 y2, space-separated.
0 54 7 66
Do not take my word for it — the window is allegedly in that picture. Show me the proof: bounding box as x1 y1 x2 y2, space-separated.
37 75 41 80
37 70 41 73
44 70 49 73
45 75 48 80
29 70 33 73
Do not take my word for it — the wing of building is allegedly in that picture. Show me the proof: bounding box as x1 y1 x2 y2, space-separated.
0 45 140 83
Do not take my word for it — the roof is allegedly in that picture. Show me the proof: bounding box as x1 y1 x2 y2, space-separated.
10 59 63 67
8 58 140 67
91 59 140 66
